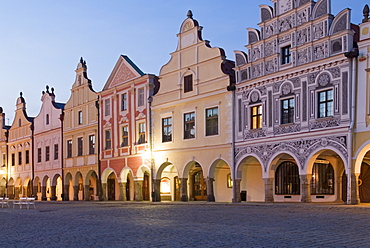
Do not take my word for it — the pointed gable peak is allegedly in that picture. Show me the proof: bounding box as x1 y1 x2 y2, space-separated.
103 55 145 90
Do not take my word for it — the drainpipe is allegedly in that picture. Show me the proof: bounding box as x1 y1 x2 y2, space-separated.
95 97 103 201
148 95 155 202
227 84 237 202
31 123 35 197
60 112 65 200
345 46 359 204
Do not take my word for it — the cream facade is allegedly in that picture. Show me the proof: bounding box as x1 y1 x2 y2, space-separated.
63 58 100 201
7 93 34 199
151 11 235 202
233 0 358 203
33 86 64 201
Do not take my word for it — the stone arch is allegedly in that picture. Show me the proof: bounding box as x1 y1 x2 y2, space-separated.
8 177 15 199
155 162 178 179
311 0 330 20
236 154 265 202
85 170 98 201
33 176 41 200
267 151 302 178
119 167 134 183
155 161 179 202
74 171 84 201
247 28 260 44
354 141 370 174
136 164 150 179
235 51 248 67
101 168 116 184
304 146 347 175
260 5 273 22
208 158 232 202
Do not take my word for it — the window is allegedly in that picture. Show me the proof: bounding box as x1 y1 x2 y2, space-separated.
25 150 29 164
105 99 110 116
138 123 146 144
184 75 193 93
45 146 50 161
121 126 129 147
78 111 83 125
46 114 49 125
311 162 334 195
275 161 300 195
281 98 294 124
206 107 218 136
37 148 42 162
18 151 22 165
281 45 291 64
138 88 144 107
162 117 172 142
67 140 72 158
105 130 111 150
77 137 83 156
89 135 95 155
18 118 21 127
318 89 333 118
184 112 195 139
54 144 58 160
251 105 262 129
121 93 127 111
11 153 15 166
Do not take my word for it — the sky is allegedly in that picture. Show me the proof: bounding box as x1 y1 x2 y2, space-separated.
0 0 365 124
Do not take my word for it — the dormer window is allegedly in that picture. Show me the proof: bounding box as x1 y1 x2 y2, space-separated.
78 111 83 125
281 45 291 65
46 114 49 125
184 75 193 93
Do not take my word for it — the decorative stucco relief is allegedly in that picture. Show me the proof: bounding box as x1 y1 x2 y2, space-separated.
309 117 340 130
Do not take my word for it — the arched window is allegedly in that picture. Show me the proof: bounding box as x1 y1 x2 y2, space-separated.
311 162 334 195
275 161 300 195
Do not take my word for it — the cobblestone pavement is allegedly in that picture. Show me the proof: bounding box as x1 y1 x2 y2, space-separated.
1 201 370 248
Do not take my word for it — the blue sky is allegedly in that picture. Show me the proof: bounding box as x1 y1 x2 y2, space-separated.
0 0 365 124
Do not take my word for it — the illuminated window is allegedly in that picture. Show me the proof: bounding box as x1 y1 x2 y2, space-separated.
162 117 172 142
275 161 300 195
318 89 333 118
250 105 262 129
121 93 127 111
105 130 111 150
184 112 195 139
184 75 193 93
45 146 50 161
37 148 42 162
281 45 291 64
160 178 171 194
311 162 334 195
67 140 72 158
138 88 144 107
77 137 83 156
206 107 218 136
138 123 146 144
281 98 294 124
121 126 129 147
89 135 95 155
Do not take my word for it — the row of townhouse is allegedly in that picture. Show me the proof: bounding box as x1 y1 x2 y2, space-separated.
0 0 369 204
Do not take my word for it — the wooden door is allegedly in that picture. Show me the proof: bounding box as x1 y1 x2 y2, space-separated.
142 173 150 201
107 179 115 200
193 171 207 200
359 162 370 203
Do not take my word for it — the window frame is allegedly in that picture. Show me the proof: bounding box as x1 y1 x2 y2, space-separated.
37 148 42 163
281 97 295 124
67 140 72 158
78 111 83 125
311 162 334 195
137 122 146 144
137 88 145 107
54 144 59 160
105 130 112 150
18 151 22 165
121 126 129 147
121 93 127 111
184 112 196 139
281 45 291 65
45 146 50 161
184 75 193 93
89 135 95 155
162 117 172 143
317 89 334 118
205 107 219 136
275 161 300 195
25 150 29 164
77 137 83 156
104 99 111 116
250 105 262 129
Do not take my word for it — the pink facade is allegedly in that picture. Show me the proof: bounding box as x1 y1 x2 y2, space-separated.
99 55 158 201
33 86 64 201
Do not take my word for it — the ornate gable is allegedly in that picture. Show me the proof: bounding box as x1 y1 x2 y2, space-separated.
103 55 145 90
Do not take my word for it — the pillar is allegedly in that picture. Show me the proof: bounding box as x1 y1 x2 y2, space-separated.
32 185 38 200
348 173 360 204
50 185 57 201
134 180 143 201
119 182 126 201
101 183 107 201
264 178 274 202
300 174 311 203
152 179 161 202
63 184 69 201
73 185 79 201
179 178 188 202
206 177 215 202
84 185 90 201
232 178 241 203
41 185 47 201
